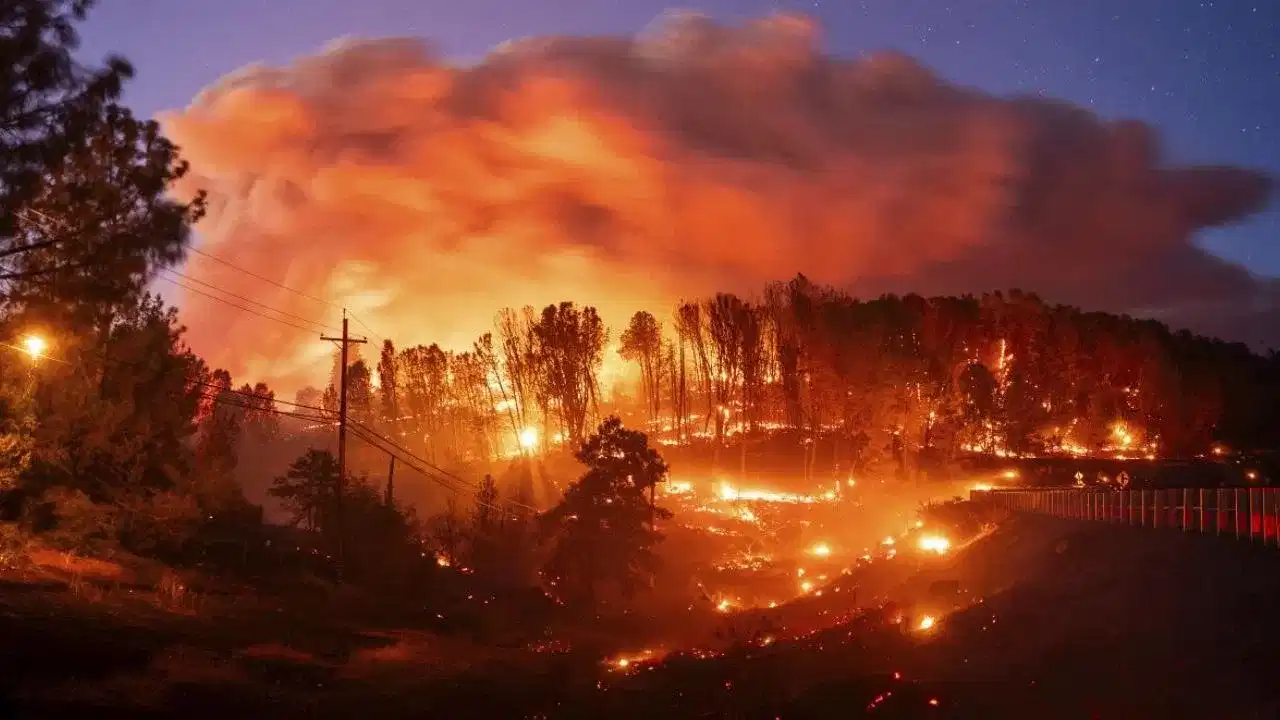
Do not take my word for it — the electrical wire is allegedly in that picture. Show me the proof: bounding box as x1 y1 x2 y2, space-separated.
156 275 323 334
2 341 526 513
159 268 339 333
184 247 389 347
350 419 538 512
187 246 340 309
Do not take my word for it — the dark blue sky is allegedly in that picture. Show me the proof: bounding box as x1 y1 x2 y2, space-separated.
78 0 1278 274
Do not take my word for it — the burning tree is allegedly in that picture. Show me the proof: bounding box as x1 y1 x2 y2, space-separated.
619 310 663 422
539 416 672 608
529 302 607 447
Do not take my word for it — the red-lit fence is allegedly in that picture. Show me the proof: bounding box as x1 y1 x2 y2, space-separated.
972 487 1280 547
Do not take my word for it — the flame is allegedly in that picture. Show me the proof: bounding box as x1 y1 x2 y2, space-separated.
917 535 951 555
22 334 46 359
808 542 832 558
517 426 539 449
917 615 936 631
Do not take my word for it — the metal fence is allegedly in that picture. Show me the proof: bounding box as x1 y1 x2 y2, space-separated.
972 487 1280 547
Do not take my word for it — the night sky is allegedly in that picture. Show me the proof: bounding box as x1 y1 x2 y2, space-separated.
78 0 1277 274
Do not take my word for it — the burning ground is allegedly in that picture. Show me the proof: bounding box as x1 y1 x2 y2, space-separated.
5 498 1278 717
158 11 1273 391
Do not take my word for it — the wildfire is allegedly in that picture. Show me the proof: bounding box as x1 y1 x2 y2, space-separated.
716 482 834 504
665 480 693 495
22 334 47 359
607 648 660 671
808 542 832 558
917 615 937 631
518 426 539 450
917 535 951 555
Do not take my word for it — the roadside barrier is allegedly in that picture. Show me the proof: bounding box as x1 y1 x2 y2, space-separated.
972 487 1280 546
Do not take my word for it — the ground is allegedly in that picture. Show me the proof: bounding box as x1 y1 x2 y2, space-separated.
2 513 1278 718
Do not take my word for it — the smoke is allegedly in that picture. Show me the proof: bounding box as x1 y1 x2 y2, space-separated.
158 12 1274 394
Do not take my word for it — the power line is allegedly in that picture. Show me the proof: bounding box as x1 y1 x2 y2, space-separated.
195 390 331 425
194 379 331 415
349 313 388 346
350 419 538 512
2 341 525 513
185 247 390 348
346 425 517 515
160 268 339 333
156 275 323 335
187 246 340 309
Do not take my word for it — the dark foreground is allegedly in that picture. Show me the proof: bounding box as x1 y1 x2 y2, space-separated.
2 515 1279 719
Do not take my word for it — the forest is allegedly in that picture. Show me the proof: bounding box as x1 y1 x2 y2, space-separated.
3 1 1280 600
322 282 1280 484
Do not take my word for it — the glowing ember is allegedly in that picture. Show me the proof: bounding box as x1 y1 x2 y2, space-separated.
917 535 951 554
808 542 832 558
715 482 835 504
607 648 659 671
880 536 896 546
917 615 937 631
435 555 451 568
799 580 814 593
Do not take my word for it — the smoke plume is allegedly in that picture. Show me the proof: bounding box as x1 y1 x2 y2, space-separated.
159 12 1274 394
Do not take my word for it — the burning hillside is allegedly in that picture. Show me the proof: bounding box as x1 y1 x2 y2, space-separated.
158 11 1272 392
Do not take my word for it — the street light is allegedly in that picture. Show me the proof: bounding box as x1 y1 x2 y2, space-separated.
22 334 47 360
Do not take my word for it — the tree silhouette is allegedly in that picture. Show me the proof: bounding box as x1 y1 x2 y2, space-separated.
269 448 339 533
376 339 398 427
530 302 607 447
540 416 671 608
620 310 663 422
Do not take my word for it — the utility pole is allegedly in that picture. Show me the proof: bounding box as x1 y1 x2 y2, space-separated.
321 310 366 579
385 456 396 508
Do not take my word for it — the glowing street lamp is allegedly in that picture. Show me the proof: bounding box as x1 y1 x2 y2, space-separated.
22 334 47 360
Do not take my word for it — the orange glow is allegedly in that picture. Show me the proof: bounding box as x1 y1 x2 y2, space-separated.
917 535 951 555
22 334 47 359
518 426 539 449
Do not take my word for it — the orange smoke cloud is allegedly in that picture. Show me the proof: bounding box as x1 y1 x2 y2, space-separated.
158 12 1273 393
